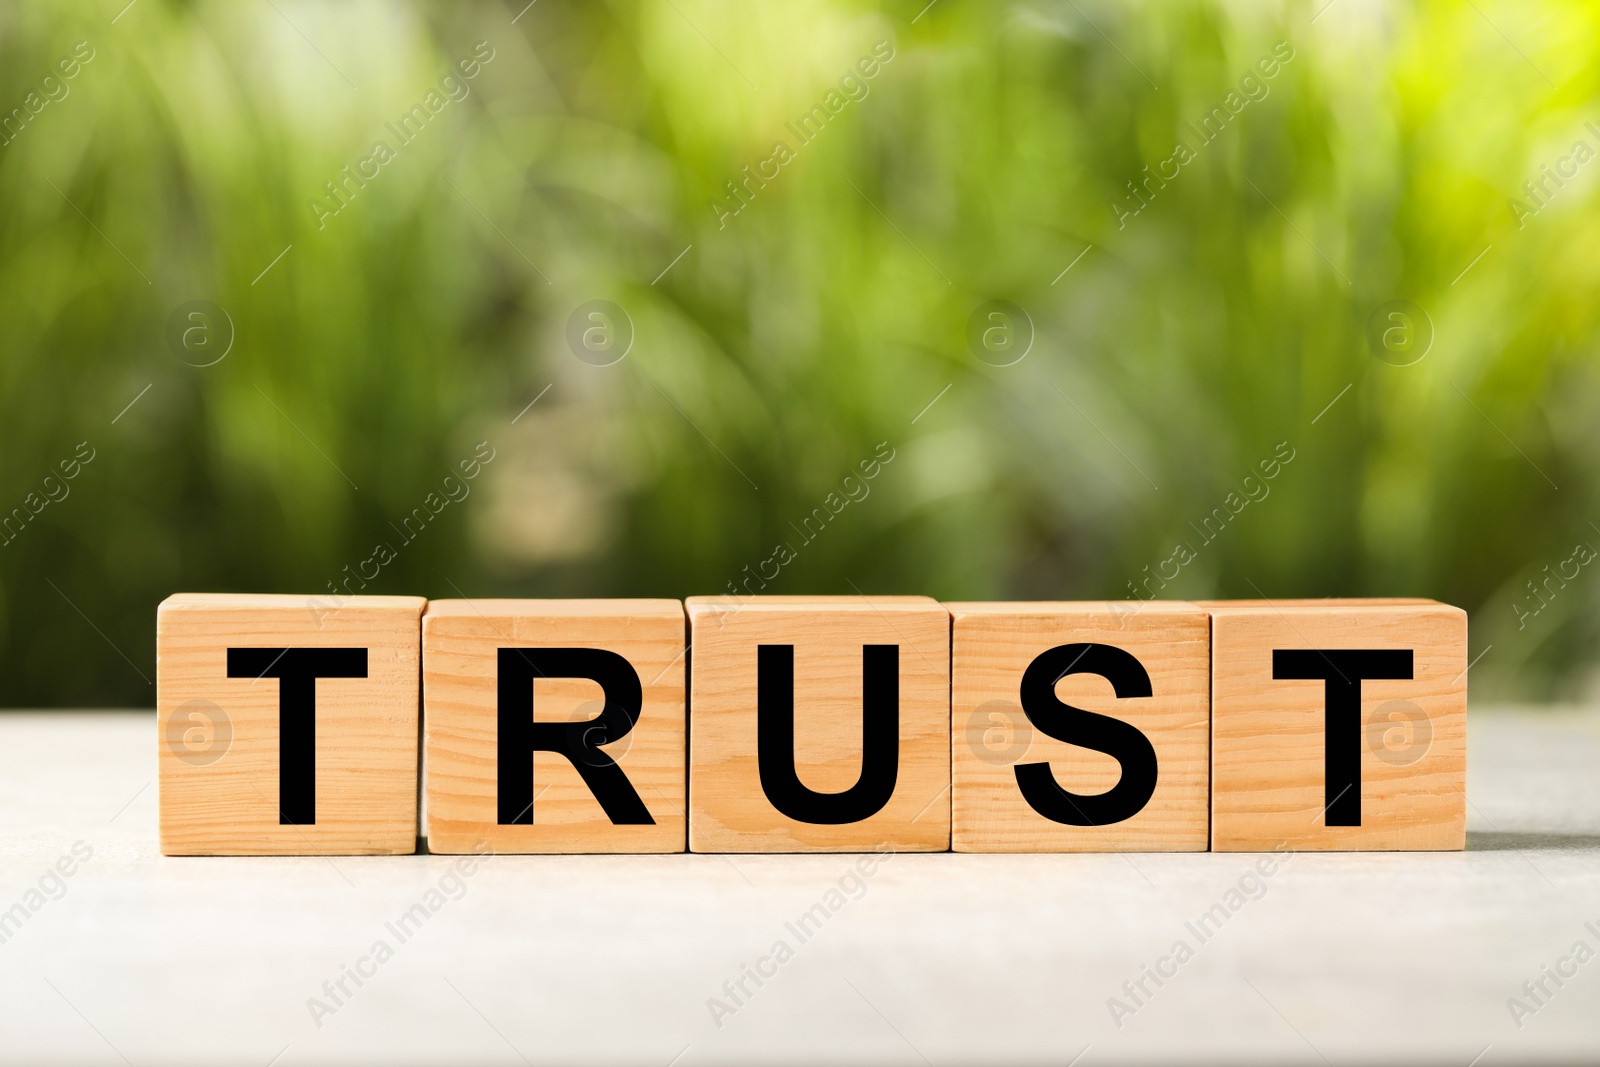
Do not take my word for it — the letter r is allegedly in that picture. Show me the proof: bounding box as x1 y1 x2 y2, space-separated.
497 648 654 825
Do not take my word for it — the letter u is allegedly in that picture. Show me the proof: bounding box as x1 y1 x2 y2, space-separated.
756 644 898 824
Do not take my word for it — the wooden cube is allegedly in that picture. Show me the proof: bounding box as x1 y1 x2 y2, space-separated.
157 593 424 855
686 596 950 852
1206 598 1467 851
949 601 1211 852
423 599 686 853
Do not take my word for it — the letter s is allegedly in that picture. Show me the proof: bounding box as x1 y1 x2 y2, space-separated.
1013 644 1158 825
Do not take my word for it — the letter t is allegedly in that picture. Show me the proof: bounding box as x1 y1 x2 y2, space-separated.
227 647 369 825
1272 649 1412 826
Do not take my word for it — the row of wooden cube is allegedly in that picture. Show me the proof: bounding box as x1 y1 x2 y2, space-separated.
157 594 1466 855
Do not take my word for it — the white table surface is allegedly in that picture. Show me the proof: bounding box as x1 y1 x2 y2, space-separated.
0 708 1597 1065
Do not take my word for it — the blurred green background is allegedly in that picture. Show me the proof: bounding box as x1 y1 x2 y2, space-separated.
2 0 1597 707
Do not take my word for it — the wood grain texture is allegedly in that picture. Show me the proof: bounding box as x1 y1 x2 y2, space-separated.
686 596 950 852
157 593 423 856
423 599 686 854
950 602 1210 852
1204 598 1467 851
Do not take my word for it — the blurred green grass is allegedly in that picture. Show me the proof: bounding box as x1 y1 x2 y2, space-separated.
2 0 1598 706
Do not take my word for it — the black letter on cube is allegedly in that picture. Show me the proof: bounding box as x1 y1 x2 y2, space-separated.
1015 643 1158 825
757 643 899 824
226 647 369 826
497 648 654 826
1272 649 1414 826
